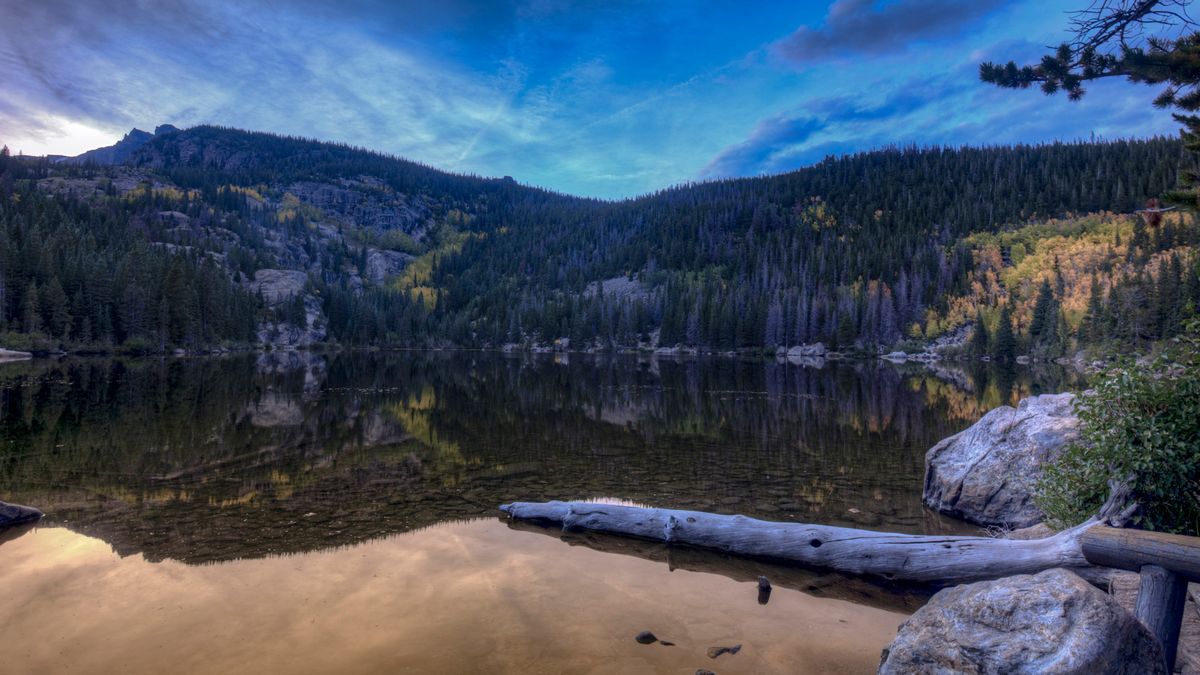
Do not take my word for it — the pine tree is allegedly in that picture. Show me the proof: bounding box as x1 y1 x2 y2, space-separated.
981 6 1200 208
1083 276 1106 343
22 283 40 333
970 311 990 356
41 277 71 339
992 304 1017 362
1029 279 1056 344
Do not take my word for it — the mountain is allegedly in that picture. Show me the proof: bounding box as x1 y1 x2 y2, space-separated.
60 124 180 165
1 124 1198 358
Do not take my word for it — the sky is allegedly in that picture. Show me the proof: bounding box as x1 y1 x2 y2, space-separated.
0 0 1182 199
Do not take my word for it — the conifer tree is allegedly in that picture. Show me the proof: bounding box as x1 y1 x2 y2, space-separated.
22 283 40 333
970 311 990 356
981 1 1200 206
993 304 1018 362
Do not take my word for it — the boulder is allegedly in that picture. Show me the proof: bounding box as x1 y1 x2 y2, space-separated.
878 568 1166 674
924 392 1079 528
0 500 43 529
787 342 827 357
786 342 828 367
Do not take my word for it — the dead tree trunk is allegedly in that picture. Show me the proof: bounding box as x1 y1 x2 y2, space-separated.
500 500 1104 585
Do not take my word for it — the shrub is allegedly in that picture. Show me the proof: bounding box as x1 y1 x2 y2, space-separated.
1036 320 1200 535
0 331 58 354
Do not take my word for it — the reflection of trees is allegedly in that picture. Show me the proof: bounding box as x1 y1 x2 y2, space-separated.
0 353 1081 563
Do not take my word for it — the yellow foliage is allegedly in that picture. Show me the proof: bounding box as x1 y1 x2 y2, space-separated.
122 184 199 203
219 184 264 203
385 390 468 486
391 223 483 308
274 192 323 224
927 213 1198 337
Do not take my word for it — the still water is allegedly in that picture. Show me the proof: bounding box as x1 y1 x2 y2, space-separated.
0 352 1081 674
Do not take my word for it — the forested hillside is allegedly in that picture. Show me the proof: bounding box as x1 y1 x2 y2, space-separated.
2 126 1197 357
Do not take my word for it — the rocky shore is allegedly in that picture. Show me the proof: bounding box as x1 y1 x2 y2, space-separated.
890 391 1199 674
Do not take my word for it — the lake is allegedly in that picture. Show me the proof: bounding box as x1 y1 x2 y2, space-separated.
0 352 1081 674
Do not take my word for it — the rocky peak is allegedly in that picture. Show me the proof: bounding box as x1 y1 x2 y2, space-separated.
62 123 180 165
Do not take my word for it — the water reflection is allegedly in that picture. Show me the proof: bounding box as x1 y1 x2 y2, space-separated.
0 352 1083 564
1 520 908 675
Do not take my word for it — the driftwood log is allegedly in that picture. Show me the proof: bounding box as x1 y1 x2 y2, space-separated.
500 481 1141 586
503 484 1200 671
499 500 1106 585
504 517 930 613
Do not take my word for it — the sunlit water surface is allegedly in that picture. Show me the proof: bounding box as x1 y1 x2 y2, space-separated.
0 352 1081 674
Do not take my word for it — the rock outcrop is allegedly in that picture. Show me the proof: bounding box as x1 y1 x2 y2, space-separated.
255 293 327 348
0 500 43 529
248 269 308 304
785 342 828 366
924 392 1079 528
247 269 327 347
364 248 413 284
878 568 1166 674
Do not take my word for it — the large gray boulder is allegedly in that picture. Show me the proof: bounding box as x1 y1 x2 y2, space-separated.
878 568 1166 674
924 392 1079 528
0 500 43 529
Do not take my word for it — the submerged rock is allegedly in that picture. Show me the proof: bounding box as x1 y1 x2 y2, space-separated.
634 631 658 645
757 576 772 605
878 569 1165 674
706 644 741 659
0 500 43 529
923 392 1079 528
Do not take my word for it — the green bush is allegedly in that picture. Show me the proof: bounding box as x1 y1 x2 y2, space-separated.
0 331 58 354
1036 320 1200 535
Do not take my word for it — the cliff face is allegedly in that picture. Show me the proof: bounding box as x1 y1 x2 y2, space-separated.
35 125 469 348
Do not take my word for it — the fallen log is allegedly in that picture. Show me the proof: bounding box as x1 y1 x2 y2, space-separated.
504 516 930 613
499 500 1105 585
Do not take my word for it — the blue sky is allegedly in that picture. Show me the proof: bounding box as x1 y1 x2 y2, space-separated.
0 0 1181 198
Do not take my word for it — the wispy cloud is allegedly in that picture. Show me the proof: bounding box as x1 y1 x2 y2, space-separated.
701 61 1178 180
772 0 1006 63
0 0 1181 198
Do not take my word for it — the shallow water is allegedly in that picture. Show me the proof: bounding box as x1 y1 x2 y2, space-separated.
0 352 1081 674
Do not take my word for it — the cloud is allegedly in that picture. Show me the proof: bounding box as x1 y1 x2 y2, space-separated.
700 73 967 177
0 0 542 170
700 54 1178 181
700 115 825 178
0 0 1178 199
773 0 1005 63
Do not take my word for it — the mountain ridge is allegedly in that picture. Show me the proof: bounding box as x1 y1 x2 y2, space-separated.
2 124 1197 358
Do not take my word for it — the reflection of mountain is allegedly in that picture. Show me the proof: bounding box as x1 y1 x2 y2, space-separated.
0 354 1082 564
